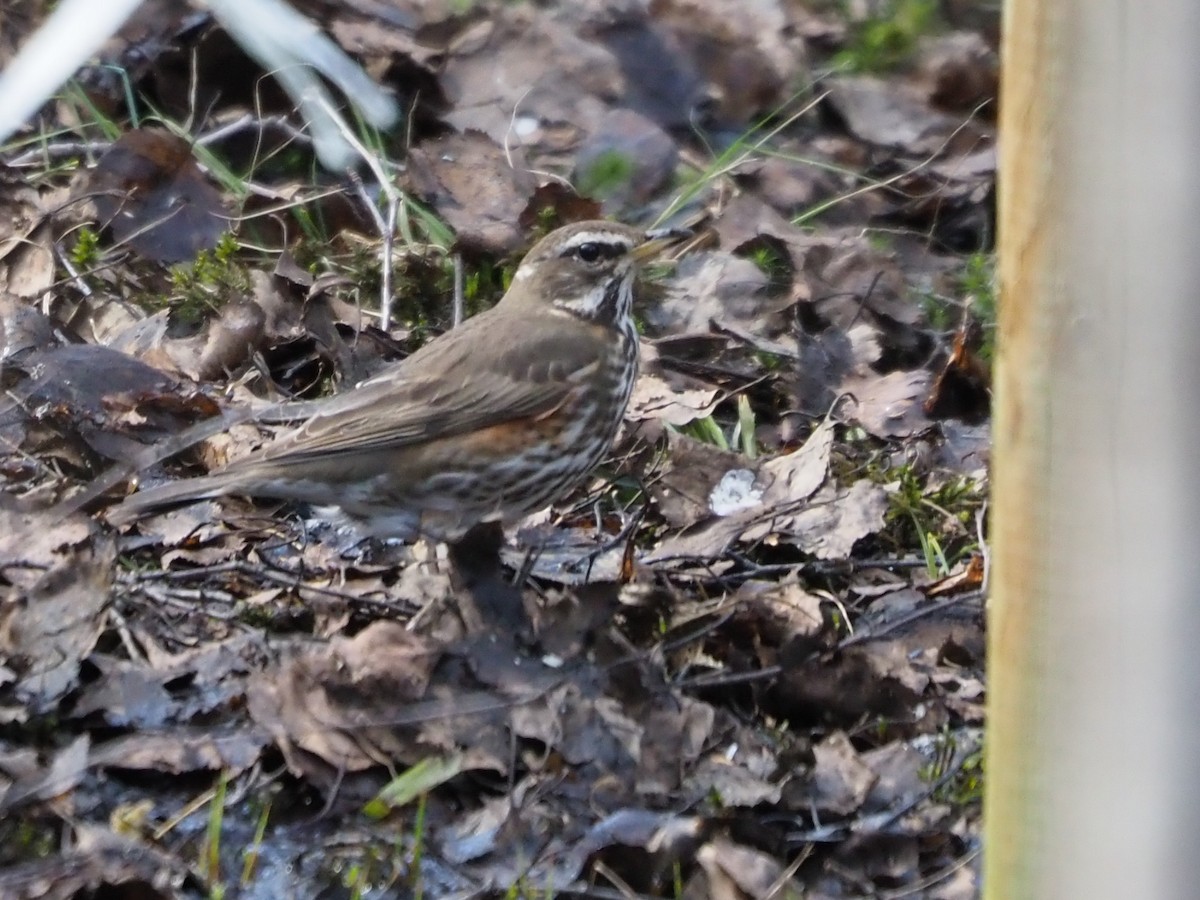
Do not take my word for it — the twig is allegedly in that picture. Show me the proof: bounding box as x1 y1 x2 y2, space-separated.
127 556 415 617
452 252 465 327
675 589 985 692
785 736 981 845
5 139 111 167
194 112 312 148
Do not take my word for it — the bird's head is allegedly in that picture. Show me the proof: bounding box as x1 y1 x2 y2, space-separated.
504 220 684 326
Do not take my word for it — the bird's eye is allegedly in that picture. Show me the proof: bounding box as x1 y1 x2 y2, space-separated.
575 242 601 263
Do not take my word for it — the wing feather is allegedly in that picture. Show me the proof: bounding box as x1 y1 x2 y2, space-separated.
228 311 604 469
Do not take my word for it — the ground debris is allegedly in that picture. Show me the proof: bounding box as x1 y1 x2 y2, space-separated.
0 0 990 893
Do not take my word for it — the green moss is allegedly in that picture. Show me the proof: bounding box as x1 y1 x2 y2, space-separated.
918 250 996 360
235 604 277 629
834 0 939 73
461 258 507 318
163 232 251 326
754 350 788 372
879 463 984 575
922 729 985 806
70 226 102 269
575 149 635 200
746 243 792 293
958 251 997 362
0 819 57 865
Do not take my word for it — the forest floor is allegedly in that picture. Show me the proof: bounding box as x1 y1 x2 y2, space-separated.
0 0 996 896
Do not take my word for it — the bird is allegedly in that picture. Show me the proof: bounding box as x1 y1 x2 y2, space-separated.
111 220 683 546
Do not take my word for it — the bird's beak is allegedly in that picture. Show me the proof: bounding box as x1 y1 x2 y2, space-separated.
631 227 691 264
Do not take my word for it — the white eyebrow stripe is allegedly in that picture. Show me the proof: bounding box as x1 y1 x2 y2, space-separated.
560 231 635 250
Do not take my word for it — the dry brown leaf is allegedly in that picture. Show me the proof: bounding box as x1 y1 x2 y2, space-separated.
407 130 535 254
437 790 514 864
771 643 923 728
710 190 804 252
932 670 986 723
71 657 176 728
573 108 678 209
247 621 442 782
0 529 114 710
1 344 220 467
860 741 927 812
786 320 880 417
648 432 749 528
920 31 999 112
824 75 988 156
0 293 56 362
937 420 991 473
807 731 876 816
440 8 619 151
558 694 641 768
90 728 265 775
689 756 781 807
736 579 825 642
636 697 715 796
929 143 998 182
650 251 775 337
518 182 604 232
647 418 835 564
693 837 789 900
194 298 267 380
766 479 889 559
626 371 720 427
837 834 923 888
742 150 846 219
89 128 230 264
588 0 802 129
841 368 935 439
757 417 834 507
0 735 90 814
1 222 53 299
0 169 62 300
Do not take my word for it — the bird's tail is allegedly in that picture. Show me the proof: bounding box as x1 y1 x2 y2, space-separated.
106 472 243 525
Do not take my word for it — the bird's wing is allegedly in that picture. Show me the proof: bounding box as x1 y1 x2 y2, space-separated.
237 312 606 467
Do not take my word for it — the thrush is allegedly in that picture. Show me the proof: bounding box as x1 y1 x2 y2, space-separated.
112 220 681 543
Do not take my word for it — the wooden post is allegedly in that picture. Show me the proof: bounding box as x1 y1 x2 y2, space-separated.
988 1 1200 896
